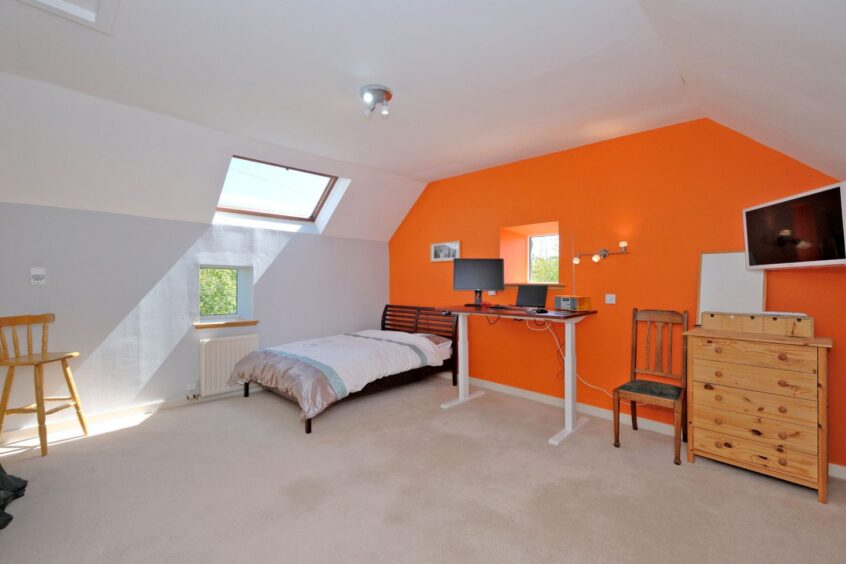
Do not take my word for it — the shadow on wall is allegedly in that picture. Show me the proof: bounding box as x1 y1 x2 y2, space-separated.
76 225 291 412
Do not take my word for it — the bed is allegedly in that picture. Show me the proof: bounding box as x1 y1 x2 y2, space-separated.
229 305 458 433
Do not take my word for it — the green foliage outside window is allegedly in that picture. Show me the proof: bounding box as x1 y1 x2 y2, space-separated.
200 268 238 316
529 234 559 283
530 256 559 283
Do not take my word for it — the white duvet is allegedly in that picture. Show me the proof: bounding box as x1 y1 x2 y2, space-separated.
266 329 444 397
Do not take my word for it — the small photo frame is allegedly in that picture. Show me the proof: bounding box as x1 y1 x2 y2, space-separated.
431 241 460 262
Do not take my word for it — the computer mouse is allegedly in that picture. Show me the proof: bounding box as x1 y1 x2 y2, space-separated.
535 308 548 314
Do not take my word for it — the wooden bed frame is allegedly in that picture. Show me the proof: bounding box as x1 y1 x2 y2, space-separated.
242 305 458 434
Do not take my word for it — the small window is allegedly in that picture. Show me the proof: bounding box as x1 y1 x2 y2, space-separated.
199 266 253 319
528 235 559 284
216 156 337 222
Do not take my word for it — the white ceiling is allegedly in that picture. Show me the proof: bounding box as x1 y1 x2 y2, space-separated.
0 0 699 181
639 0 846 180
0 0 843 231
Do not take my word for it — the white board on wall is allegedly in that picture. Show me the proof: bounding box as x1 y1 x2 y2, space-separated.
697 251 766 325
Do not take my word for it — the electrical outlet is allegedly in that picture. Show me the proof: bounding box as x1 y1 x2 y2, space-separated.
31 266 46 285
487 290 496 296
605 293 616 304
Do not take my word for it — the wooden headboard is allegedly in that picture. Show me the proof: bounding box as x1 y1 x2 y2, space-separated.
381 305 457 341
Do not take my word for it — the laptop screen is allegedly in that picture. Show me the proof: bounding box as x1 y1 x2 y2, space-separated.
516 285 548 308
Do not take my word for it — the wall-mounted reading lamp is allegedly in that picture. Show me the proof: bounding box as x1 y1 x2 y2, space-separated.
572 241 629 264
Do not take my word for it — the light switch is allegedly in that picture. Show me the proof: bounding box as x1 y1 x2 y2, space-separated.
605 293 616 304
31 267 46 286
487 290 497 296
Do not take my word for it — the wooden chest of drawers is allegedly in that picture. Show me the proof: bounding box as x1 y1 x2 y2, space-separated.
684 325 832 502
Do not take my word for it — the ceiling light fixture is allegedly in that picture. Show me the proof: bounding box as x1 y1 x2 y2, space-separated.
360 84 393 118
573 241 630 265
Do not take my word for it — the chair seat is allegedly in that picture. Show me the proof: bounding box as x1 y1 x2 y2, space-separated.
617 380 681 400
0 352 79 367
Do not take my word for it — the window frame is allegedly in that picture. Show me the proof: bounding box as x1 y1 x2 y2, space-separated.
527 233 560 284
215 155 338 222
198 265 254 322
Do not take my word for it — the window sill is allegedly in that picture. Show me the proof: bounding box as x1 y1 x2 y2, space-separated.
193 319 260 330
504 283 565 288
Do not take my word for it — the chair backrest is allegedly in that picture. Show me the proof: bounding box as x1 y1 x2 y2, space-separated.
630 308 689 387
0 314 54 360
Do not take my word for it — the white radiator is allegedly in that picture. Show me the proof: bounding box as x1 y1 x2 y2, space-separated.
199 334 259 397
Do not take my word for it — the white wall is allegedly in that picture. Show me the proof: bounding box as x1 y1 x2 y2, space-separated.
0 203 389 430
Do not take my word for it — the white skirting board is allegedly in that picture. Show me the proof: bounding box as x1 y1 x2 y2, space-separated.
436 372 846 480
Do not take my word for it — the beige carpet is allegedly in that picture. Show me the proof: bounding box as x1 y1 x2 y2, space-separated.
0 376 843 564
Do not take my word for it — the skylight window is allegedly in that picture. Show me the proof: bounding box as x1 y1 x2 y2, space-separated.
216 156 337 222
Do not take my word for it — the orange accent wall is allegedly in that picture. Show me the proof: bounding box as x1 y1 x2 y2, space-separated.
389 118 846 465
500 228 529 284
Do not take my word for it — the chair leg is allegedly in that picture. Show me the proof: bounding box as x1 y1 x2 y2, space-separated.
34 365 48 456
0 366 15 436
613 390 620 448
61 360 88 436
682 391 688 443
630 401 638 431
673 399 682 465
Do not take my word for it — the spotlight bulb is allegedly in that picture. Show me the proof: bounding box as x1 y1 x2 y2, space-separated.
592 254 601 262
362 91 374 104
572 256 581 265
619 240 628 250
381 101 389 116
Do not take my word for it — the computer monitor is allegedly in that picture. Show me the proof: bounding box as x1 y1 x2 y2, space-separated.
516 285 548 308
453 258 505 306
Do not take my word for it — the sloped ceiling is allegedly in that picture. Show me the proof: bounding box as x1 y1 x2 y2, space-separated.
0 0 698 181
639 0 846 180
0 0 843 233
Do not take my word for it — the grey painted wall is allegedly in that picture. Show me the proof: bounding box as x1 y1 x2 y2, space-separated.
0 203 388 430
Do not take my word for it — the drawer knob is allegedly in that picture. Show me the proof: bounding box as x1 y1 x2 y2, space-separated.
723 442 733 448
778 353 788 361
777 380 789 387
704 383 714 390
778 458 788 466
714 370 723 377
778 406 788 413
715 395 722 401
778 432 788 440
714 418 723 425
751 429 762 436
715 347 723 353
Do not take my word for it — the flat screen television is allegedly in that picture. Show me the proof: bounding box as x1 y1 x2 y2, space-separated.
744 182 846 269
453 258 504 306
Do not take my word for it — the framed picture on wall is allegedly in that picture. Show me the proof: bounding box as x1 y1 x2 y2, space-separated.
431 241 460 262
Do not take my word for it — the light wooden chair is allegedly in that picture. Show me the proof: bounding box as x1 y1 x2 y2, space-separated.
613 308 689 464
0 314 88 456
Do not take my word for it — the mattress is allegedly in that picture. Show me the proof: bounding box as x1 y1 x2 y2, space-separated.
229 330 451 419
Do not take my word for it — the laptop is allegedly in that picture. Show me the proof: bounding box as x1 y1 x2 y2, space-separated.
516 285 548 308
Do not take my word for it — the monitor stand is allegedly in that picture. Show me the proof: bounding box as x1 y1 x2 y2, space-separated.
464 289 484 307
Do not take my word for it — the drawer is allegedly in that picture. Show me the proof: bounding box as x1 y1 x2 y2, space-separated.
691 359 817 400
691 381 817 428
693 404 817 454
690 337 818 374
694 427 818 482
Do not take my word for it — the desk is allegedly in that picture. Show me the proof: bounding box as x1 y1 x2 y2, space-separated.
435 306 597 445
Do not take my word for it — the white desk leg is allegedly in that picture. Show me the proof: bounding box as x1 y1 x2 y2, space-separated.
548 318 589 445
441 313 485 408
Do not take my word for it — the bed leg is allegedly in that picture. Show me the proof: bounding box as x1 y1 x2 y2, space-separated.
305 418 312 434
243 382 250 398
452 364 458 386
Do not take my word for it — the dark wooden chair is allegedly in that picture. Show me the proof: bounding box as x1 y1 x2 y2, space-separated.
613 308 689 464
